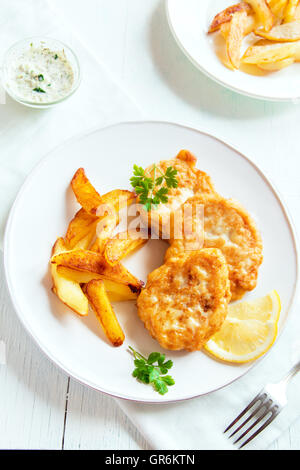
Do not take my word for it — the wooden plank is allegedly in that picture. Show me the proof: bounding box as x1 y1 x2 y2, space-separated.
0 253 68 449
63 378 150 450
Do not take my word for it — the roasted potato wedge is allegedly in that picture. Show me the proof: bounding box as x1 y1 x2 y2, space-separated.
208 2 252 33
51 238 89 316
283 0 299 22
71 168 103 216
57 266 139 300
255 20 300 41
51 249 143 293
257 56 295 68
65 208 98 249
294 3 300 20
92 212 120 254
89 237 105 253
268 0 288 19
106 292 133 302
72 232 95 250
100 189 136 213
84 280 125 347
247 0 274 31
104 231 148 266
242 40 300 63
223 11 251 68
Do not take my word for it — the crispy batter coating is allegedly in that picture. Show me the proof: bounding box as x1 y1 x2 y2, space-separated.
137 248 231 351
166 194 263 301
141 150 216 238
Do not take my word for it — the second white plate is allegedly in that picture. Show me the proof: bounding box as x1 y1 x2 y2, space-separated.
167 0 300 101
4 121 298 403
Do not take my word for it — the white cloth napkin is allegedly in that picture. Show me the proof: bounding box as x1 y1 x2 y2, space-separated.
118 303 300 450
0 0 140 247
1 0 300 452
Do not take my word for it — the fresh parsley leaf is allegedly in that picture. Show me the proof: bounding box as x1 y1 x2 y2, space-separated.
132 164 145 176
157 354 165 366
38 74 44 81
149 367 160 382
164 166 178 188
54 54 58 60
153 379 168 395
161 375 175 386
129 346 175 395
134 358 146 368
130 164 178 212
163 359 173 369
147 352 161 364
33 87 46 93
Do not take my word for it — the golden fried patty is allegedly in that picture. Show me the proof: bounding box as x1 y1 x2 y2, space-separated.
137 248 231 351
141 150 215 238
166 194 263 301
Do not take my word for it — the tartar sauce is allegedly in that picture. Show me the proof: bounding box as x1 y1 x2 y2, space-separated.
6 43 74 103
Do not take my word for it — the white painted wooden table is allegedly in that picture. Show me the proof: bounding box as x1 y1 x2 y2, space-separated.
1 0 300 449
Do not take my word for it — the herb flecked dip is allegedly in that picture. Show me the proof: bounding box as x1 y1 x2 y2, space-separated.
6 43 74 103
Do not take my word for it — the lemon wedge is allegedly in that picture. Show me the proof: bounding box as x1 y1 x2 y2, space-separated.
204 290 281 363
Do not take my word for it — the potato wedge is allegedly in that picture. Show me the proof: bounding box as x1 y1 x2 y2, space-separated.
283 0 299 22
268 0 288 19
65 208 98 249
221 12 256 38
71 168 103 216
57 266 139 300
255 20 300 41
225 11 250 68
257 56 295 68
84 280 125 347
105 231 148 266
208 2 252 33
71 166 135 216
100 189 136 214
51 249 143 293
51 238 89 316
242 40 300 63
247 0 274 31
294 3 300 20
92 212 120 254
89 237 104 253
72 232 95 250
106 291 133 302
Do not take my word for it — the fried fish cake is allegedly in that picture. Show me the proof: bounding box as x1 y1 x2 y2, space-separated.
166 194 263 301
137 248 231 351
140 150 216 238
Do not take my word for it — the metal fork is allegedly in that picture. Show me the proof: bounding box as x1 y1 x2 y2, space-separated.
224 359 300 449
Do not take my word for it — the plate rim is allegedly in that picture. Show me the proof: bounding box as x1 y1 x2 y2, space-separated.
3 120 300 403
166 0 300 102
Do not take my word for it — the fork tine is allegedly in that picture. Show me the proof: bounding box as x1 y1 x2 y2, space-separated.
238 405 280 449
228 396 269 438
233 399 273 444
224 392 264 433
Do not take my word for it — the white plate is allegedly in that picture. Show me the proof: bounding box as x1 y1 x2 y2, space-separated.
166 0 300 102
4 121 298 403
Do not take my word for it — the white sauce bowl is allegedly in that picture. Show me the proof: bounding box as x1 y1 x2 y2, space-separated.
1 36 81 108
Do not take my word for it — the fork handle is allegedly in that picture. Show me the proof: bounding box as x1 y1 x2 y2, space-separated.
281 359 300 386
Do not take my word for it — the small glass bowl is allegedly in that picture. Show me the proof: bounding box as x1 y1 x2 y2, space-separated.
1 36 81 109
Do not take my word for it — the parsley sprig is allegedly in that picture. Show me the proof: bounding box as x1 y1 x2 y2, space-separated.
33 87 46 93
130 164 178 212
129 346 175 395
